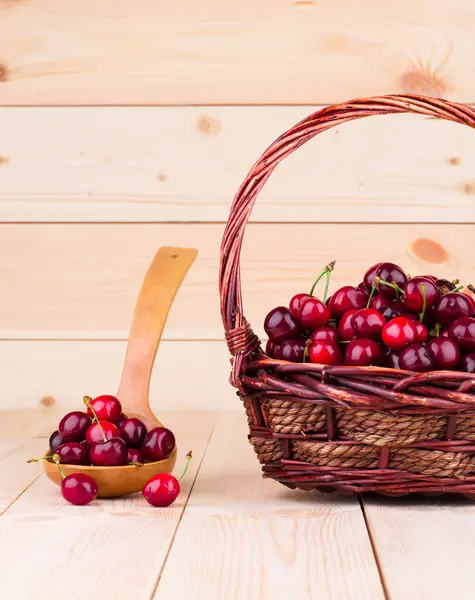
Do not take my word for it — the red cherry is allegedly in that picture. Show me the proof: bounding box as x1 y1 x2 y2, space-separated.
120 418 147 448
264 307 301 343
289 293 310 318
141 427 176 462
58 412 92 443
461 292 475 314
382 317 418 350
310 326 338 344
338 309 359 341
116 413 128 428
363 263 382 292
386 351 401 369
298 297 331 330
278 339 306 362
379 301 406 322
49 430 63 453
369 296 385 312
143 473 180 507
414 321 428 343
265 340 279 358
308 341 342 365
61 473 98 506
448 317 475 352
90 438 128 466
427 337 461 369
436 293 472 325
127 448 143 463
399 343 435 372
459 352 475 373
403 276 439 312
86 395 122 424
344 338 382 366
328 286 368 318
86 421 120 445
351 308 386 340
436 278 456 293
375 263 407 300
55 442 89 466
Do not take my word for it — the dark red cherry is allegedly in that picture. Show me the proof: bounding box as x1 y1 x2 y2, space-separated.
127 448 143 464
120 418 147 448
338 309 359 341
386 351 401 369
55 442 89 466
58 412 92 443
422 307 438 329
116 413 128 428
86 421 120 445
264 307 301 344
363 263 382 292
369 295 385 312
382 317 417 350
90 438 128 466
440 328 450 337
278 339 306 362
328 286 368 318
344 338 382 366
375 263 407 300
436 293 472 325
399 343 435 372
310 326 338 344
49 430 63 453
427 337 461 369
357 282 366 291
86 395 122 424
379 301 406 322
141 427 176 462
436 278 456 294
414 322 428 343
351 308 385 340
308 341 342 365
143 473 180 507
298 297 331 330
289 293 310 318
461 292 475 314
61 473 98 506
448 317 475 352
459 352 475 373
265 340 279 358
403 276 439 312
419 275 438 284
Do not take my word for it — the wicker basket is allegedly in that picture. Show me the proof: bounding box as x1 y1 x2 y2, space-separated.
219 94 475 497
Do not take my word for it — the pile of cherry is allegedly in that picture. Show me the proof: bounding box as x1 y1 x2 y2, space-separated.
264 261 475 373
28 394 190 507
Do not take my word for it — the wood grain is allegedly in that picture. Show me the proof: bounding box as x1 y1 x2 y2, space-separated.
156 414 385 600
0 341 234 413
363 496 475 599
0 107 474 223
0 412 215 600
1 1 475 104
0 223 471 340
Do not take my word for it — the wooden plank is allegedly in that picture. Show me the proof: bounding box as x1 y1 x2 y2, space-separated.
0 412 215 600
0 107 474 223
0 341 236 412
0 438 44 515
156 414 385 600
0 223 472 340
363 496 475 600
1 1 475 105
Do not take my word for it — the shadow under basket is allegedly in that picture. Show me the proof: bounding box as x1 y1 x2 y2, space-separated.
218 94 475 498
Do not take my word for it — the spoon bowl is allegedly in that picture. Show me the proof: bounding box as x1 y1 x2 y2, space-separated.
43 247 197 498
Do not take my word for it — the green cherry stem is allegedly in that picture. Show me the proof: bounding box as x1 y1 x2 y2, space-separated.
323 270 332 303
83 396 107 442
366 283 377 308
374 276 404 299
435 324 441 337
309 261 336 297
419 283 427 323
303 341 311 363
453 285 464 292
52 453 66 480
27 455 51 463
177 451 193 482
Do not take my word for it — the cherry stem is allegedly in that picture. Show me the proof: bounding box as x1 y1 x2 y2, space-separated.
27 455 50 463
374 276 404 299
52 453 66 480
366 283 377 308
83 396 107 442
435 324 441 337
177 451 193 482
309 261 335 297
303 342 310 363
453 285 464 292
419 283 427 323
323 270 332 303
128 462 143 468
467 284 475 294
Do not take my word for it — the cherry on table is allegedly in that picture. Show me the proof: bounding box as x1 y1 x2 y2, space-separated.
352 308 386 340
328 286 368 318
298 297 330 330
264 307 301 344
344 338 382 366
58 411 92 443
278 339 306 362
338 309 359 341
448 317 475 352
86 421 120 445
382 317 418 350
403 276 439 312
375 263 407 300
142 451 192 507
141 427 176 462
55 442 89 466
289 293 309 318
49 430 63 453
90 438 128 466
85 395 122 424
308 340 342 365
127 448 143 464
427 337 461 369
436 292 472 325
399 343 435 372
50 454 97 506
120 418 147 448
310 326 338 345
459 352 475 373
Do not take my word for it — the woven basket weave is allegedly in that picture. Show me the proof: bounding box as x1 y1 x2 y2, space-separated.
219 94 475 497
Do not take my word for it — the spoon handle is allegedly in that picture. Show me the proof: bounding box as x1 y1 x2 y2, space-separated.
117 247 198 427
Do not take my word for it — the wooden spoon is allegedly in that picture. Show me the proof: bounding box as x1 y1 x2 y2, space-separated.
43 247 198 497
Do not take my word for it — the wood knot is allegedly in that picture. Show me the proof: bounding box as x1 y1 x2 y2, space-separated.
463 182 475 195
411 238 449 264
399 70 447 97
197 115 221 136
157 174 167 182
40 396 56 408
0 65 8 82
448 156 461 166
0 156 9 166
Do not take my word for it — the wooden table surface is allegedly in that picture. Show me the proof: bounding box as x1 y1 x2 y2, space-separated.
1 409 474 600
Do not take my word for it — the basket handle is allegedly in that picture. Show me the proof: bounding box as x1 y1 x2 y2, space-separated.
219 94 475 363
